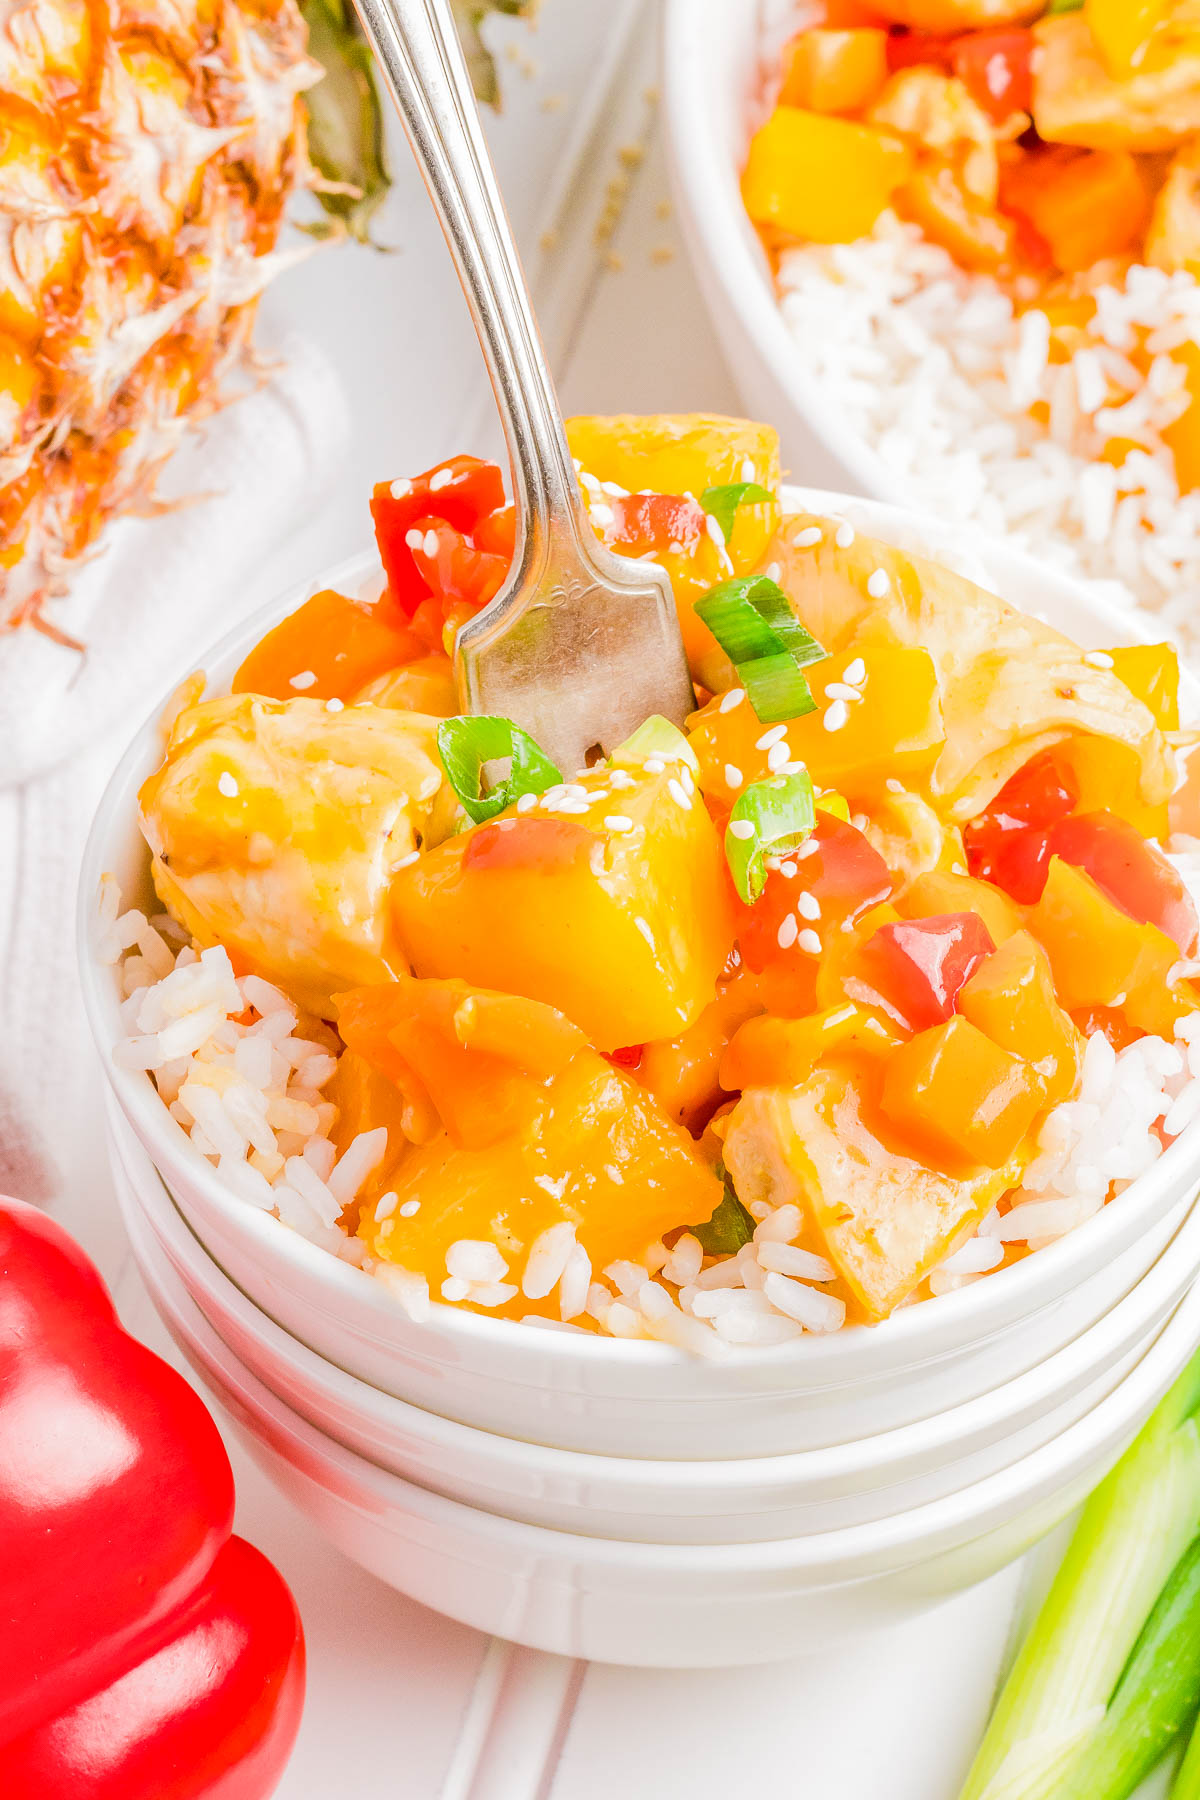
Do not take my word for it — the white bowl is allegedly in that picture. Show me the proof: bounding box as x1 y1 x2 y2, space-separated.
112 1094 1200 1543
79 500 1200 1458
130 1186 1200 1666
662 0 897 493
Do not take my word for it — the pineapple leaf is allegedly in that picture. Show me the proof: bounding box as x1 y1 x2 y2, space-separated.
300 0 532 244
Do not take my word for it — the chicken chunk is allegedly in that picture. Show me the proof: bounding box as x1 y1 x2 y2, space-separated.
869 1 1040 26
139 694 455 1015
1034 12 1200 152
1147 138 1200 272
868 68 1000 202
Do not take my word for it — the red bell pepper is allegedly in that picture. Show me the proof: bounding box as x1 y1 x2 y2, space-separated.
0 1199 304 1799
860 911 996 1031
949 29 1034 123
733 814 893 975
1050 811 1199 955
370 455 507 618
964 748 1079 902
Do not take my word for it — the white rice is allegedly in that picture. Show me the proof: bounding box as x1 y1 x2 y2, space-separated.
775 217 1200 653
102 865 1200 1354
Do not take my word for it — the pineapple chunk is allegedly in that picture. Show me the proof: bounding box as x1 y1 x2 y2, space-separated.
1147 140 1200 274
723 1069 1021 1321
564 414 781 509
139 694 453 1016
1033 12 1200 152
390 759 735 1051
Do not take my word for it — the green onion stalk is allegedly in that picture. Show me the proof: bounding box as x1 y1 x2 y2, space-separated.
957 1349 1200 1800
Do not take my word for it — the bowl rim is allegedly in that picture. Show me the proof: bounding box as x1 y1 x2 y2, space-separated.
112 1091 1200 1494
78 492 1200 1376
139 1190 1200 1575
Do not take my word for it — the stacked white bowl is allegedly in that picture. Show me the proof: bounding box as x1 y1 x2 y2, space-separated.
80 494 1200 1668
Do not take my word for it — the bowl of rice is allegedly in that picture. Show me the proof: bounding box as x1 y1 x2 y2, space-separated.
126 1166 1200 1666
663 0 1200 652
78 487 1200 1459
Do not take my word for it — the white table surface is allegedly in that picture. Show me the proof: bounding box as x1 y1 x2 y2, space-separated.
38 2 1130 1794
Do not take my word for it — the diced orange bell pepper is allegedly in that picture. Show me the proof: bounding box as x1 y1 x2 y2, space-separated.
356 653 458 716
898 870 1023 947
391 764 735 1050
1058 734 1170 842
325 1050 422 1214
356 1048 720 1313
1084 0 1169 79
720 1002 900 1091
232 589 419 703
1029 854 1189 1037
897 164 1017 274
881 1016 1044 1170
1107 643 1181 732
1165 340 1200 494
742 106 913 243
723 1068 1020 1321
1001 148 1150 273
958 929 1082 1104
780 28 890 113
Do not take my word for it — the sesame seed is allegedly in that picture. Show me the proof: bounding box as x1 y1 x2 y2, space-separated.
797 839 820 859
326 697 345 712
777 913 799 950
729 819 755 840
794 526 822 549
765 562 782 583
756 724 788 750
779 760 806 775
555 799 591 814
843 658 866 687
724 763 743 789
564 783 588 797
867 568 890 599
886 777 904 793
824 681 860 703
835 523 855 549
441 1276 471 1302
797 928 822 955
404 527 424 550
779 861 798 878
797 891 821 920
679 765 696 796
852 812 870 831
668 778 691 809
395 849 420 869
1084 649 1115 669
399 1199 421 1217
288 669 317 691
823 699 849 733
719 688 746 714
390 477 412 500
767 741 791 772
740 458 757 482
422 529 440 558
375 1192 399 1221
645 757 666 774
428 466 453 490
609 769 636 789
516 792 537 812
217 771 239 798
605 814 634 833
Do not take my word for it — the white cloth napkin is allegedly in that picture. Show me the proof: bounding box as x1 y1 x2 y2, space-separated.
0 335 349 1201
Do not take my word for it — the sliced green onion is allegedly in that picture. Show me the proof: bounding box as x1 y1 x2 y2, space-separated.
611 714 699 772
436 715 561 824
1045 0 1084 14
693 1176 756 1256
695 575 826 723
958 1348 1200 1800
725 771 816 905
1169 1695 1200 1798
699 482 773 543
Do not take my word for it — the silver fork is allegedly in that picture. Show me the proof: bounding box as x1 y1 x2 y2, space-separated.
348 0 695 776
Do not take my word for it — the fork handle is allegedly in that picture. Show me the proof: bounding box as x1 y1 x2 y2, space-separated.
349 0 587 564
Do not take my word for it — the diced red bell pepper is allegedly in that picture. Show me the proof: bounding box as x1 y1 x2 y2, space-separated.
964 748 1080 903
734 814 893 974
232 587 419 702
406 517 510 616
949 29 1034 123
606 1043 645 1070
1050 811 1199 956
859 911 996 1031
885 27 953 73
0 1198 304 1798
607 492 707 555
370 455 506 617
